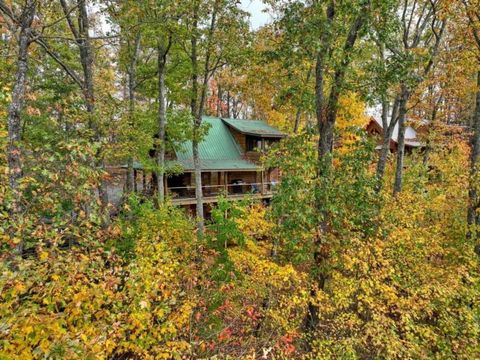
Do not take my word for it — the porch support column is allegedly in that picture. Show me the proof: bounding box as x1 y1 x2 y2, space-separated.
261 169 265 194
134 169 138 192
224 171 228 196
164 176 168 198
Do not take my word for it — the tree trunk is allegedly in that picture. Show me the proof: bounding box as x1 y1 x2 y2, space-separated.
157 43 168 205
423 94 442 166
308 1 334 332
126 157 135 193
376 129 393 185
462 2 480 253
293 66 312 134
192 132 205 232
190 0 219 234
217 84 222 117
5 1 35 254
315 49 327 163
307 1 369 331
317 5 367 162
126 33 141 193
468 70 480 254
375 96 400 190
293 108 302 134
76 0 109 211
226 91 231 118
393 85 410 195
190 5 205 234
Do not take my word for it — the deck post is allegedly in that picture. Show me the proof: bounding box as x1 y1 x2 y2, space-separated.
142 171 146 192
261 170 265 194
224 171 228 197
164 176 168 198
134 169 138 192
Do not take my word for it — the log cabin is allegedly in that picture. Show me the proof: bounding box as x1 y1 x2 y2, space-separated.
106 116 287 210
365 117 422 152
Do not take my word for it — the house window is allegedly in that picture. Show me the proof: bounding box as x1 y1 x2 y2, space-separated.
263 138 278 150
246 136 262 151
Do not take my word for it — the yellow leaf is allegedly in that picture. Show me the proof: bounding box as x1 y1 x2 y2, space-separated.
39 339 50 352
24 325 33 335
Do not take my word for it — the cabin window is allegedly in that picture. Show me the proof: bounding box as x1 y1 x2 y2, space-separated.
201 172 211 184
246 136 262 151
263 139 278 150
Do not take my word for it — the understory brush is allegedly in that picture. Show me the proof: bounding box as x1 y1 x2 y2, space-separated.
1 139 479 359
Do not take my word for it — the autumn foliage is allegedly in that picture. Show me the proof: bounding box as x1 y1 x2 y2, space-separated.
0 131 478 358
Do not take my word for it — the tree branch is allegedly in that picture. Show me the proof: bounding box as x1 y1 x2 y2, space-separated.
42 3 79 30
59 0 80 40
34 37 84 88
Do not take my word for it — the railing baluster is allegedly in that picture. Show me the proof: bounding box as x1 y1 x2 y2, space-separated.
167 182 276 202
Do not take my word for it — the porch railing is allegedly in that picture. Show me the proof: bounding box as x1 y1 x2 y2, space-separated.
166 182 277 200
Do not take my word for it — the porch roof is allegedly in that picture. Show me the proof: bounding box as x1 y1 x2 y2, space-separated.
222 118 286 138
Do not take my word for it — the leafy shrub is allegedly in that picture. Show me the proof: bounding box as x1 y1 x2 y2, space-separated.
0 202 200 359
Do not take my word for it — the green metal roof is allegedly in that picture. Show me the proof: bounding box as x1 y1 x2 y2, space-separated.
175 116 260 171
222 118 286 138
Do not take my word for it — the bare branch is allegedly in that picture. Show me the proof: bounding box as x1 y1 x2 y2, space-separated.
0 0 17 25
423 18 446 76
36 35 120 42
42 3 79 30
0 0 84 90
406 0 419 45
59 0 80 40
34 37 84 88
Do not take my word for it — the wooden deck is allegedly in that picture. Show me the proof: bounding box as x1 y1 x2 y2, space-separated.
171 192 273 206
167 182 276 206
